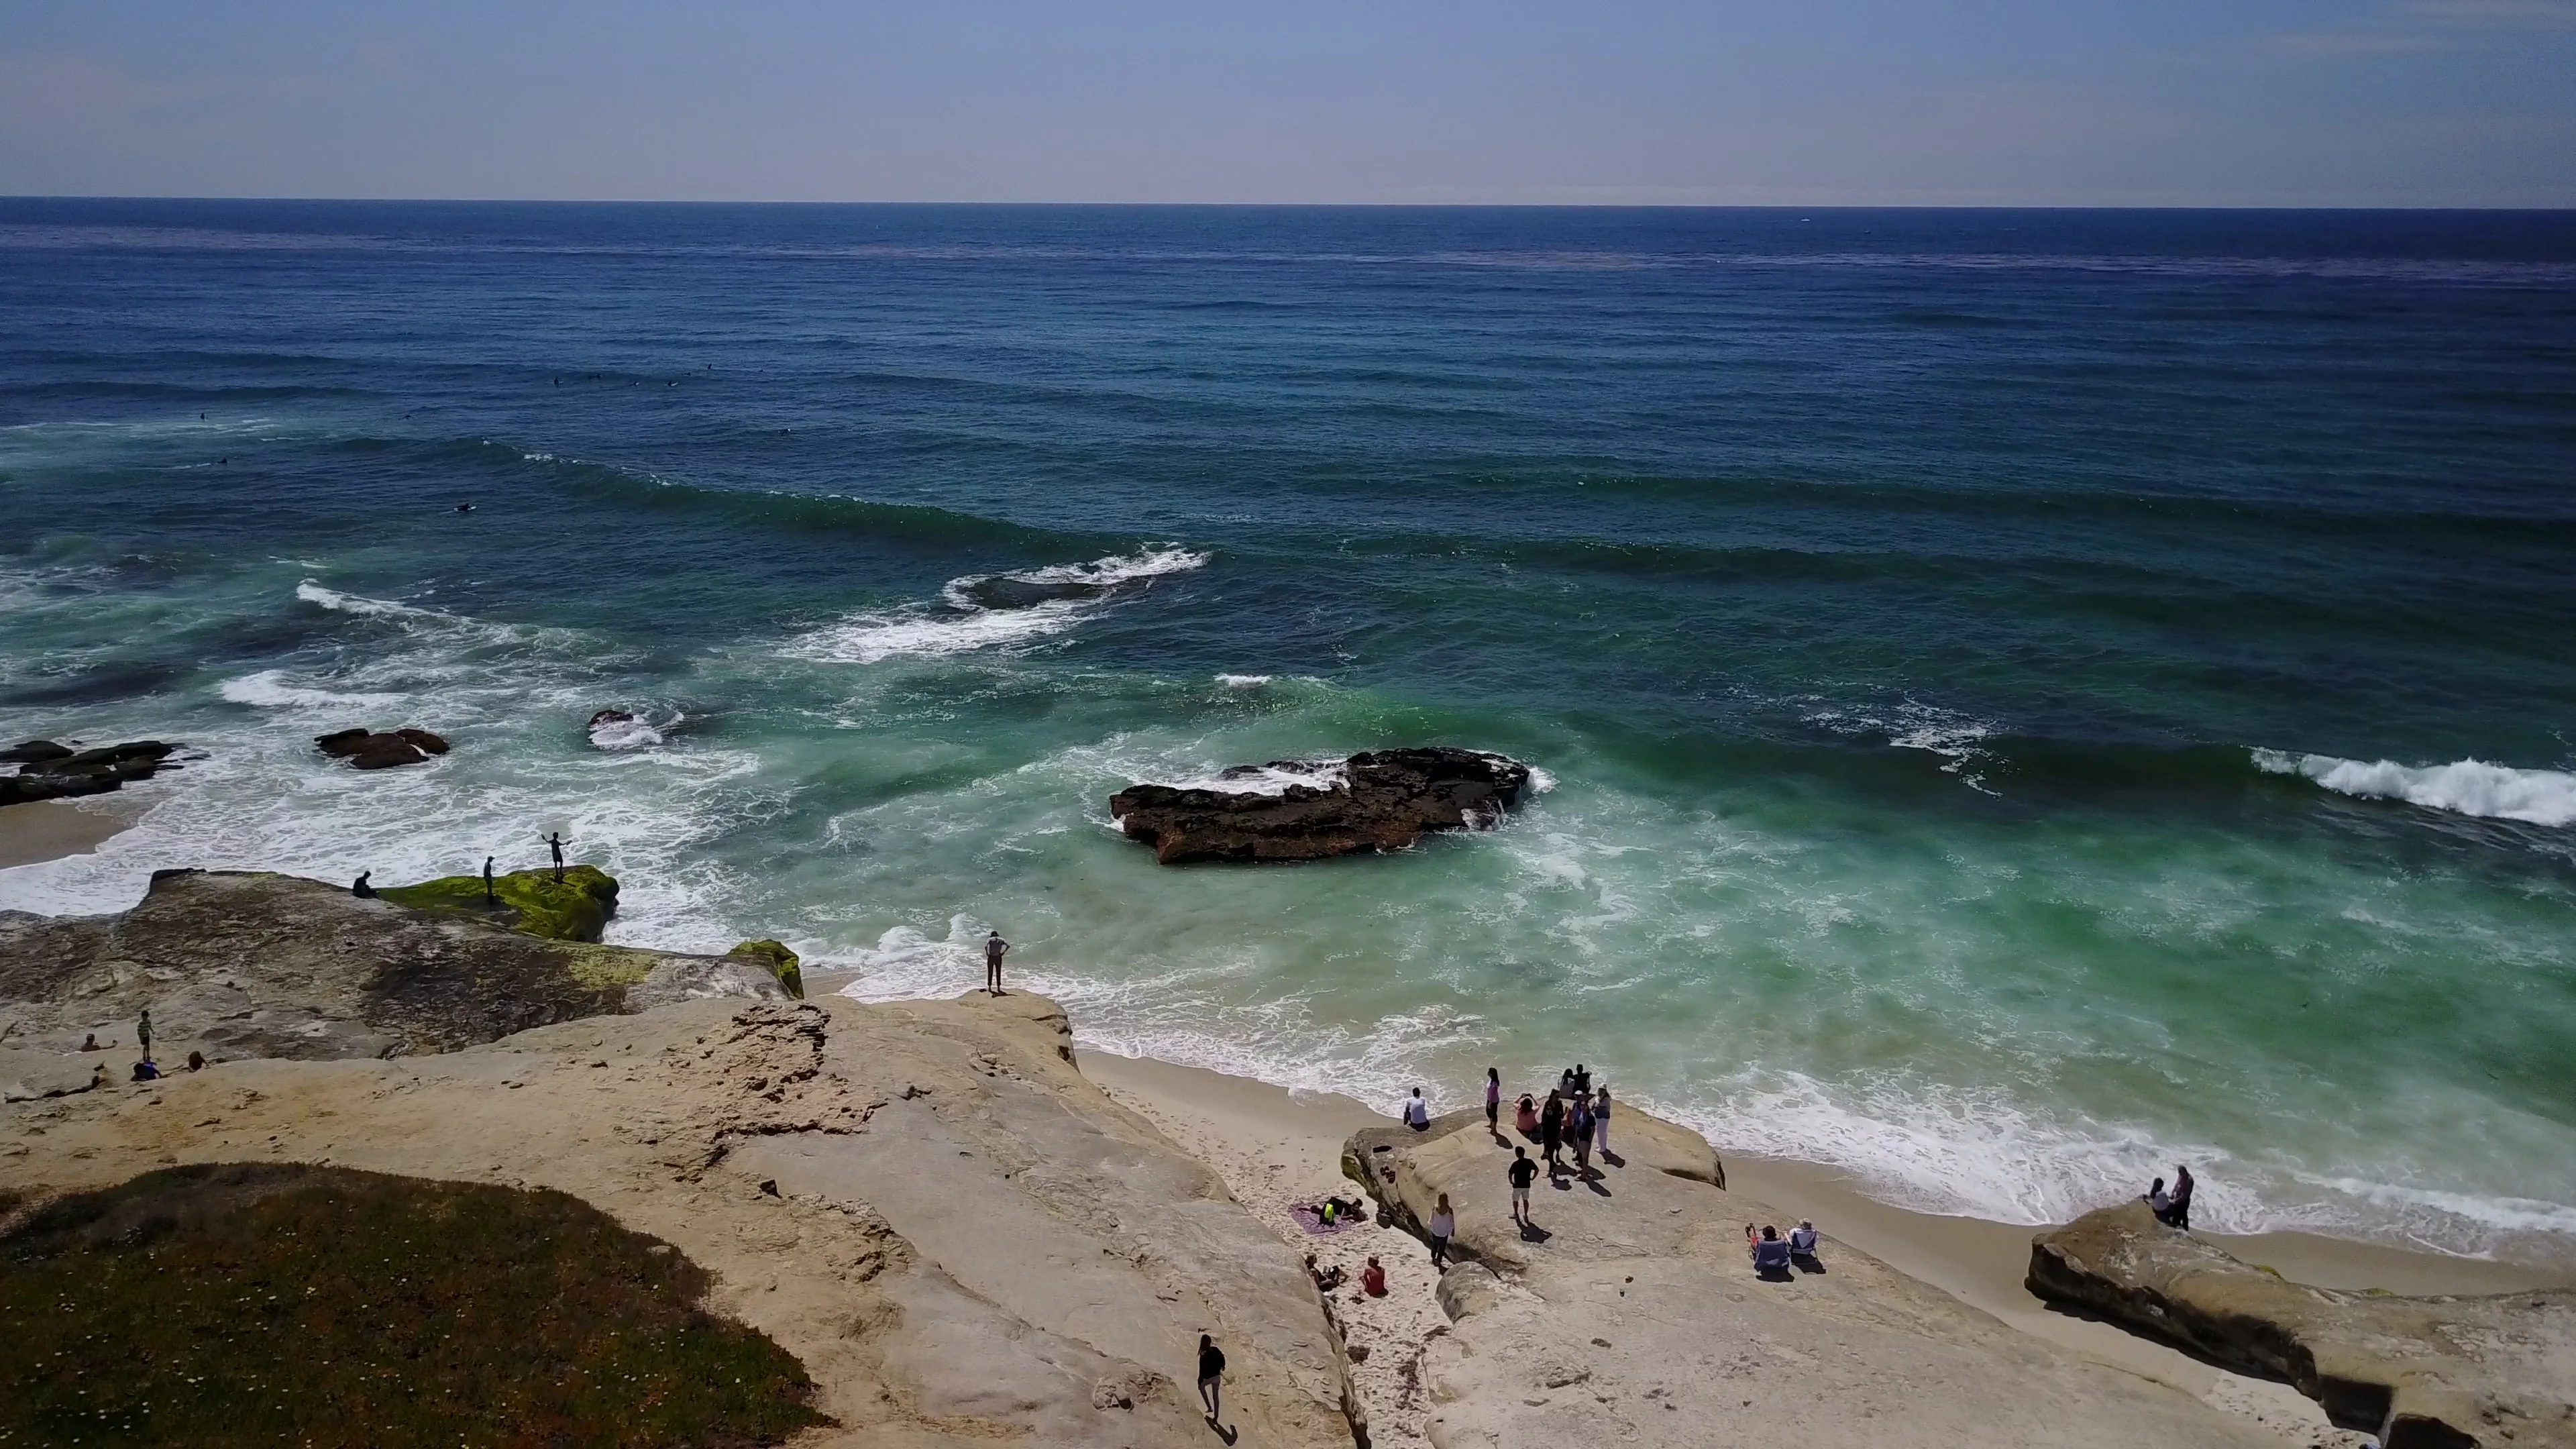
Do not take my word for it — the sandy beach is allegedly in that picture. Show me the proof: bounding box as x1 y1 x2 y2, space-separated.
1077 1047 2576 1448
0 796 143 871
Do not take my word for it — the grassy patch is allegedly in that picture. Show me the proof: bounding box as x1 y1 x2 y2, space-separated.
728 941 804 999
380 864 620 942
0 1163 829 1449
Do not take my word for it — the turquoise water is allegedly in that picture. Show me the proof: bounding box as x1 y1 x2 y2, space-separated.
3 202 2573 1254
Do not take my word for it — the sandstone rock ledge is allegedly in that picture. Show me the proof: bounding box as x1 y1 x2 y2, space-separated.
2031 1201 2576 1449
1344 1108 2292 1449
2 994 1362 1449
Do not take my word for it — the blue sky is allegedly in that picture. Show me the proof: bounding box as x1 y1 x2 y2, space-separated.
3 1 2571 205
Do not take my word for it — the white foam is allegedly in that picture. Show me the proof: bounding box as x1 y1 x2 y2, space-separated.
217 669 407 712
587 710 678 751
2254 750 2576 828
1150 761 1348 796
1216 674 1272 688
294 581 443 621
785 545 1209 664
1806 700 2000 793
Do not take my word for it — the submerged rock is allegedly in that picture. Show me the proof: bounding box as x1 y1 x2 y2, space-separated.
0 739 181 806
1108 746 1534 863
2029 1200 2576 1448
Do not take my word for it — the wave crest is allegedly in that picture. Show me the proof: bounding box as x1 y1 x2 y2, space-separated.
785 546 1208 664
2253 750 2576 828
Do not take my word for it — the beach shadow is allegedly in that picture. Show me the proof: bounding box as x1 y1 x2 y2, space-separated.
1585 1177 1612 1198
1792 1254 1827 1275
1517 1221 1552 1244
1206 1418 1238 1444
1601 1150 1625 1169
1754 1264 1796 1283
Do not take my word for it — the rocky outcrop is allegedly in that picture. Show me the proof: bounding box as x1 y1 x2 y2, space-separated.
0 869 783 1085
1340 1108 2289 1449
1 993 1361 1449
377 864 621 943
314 727 450 769
729 940 806 998
2029 1201 2576 1448
1 740 181 807
1110 747 1535 864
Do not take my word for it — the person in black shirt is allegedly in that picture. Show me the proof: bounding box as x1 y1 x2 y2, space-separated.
1508 1146 1540 1226
1539 1090 1566 1174
1197 1334 1226 1421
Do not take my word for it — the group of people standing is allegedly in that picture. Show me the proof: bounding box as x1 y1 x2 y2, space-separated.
1496 1064 1614 1180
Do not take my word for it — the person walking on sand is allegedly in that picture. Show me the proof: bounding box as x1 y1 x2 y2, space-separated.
2169 1164 2196 1230
1428 1192 1455 1267
1485 1067 1501 1133
1404 1087 1430 1130
1197 1334 1226 1421
1509 1146 1538 1226
1539 1089 1566 1174
983 930 1009 996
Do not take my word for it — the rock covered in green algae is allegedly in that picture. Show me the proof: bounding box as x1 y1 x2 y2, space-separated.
728 939 805 998
378 864 621 943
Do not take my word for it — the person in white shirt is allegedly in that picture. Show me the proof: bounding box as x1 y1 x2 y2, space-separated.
1403 1087 1430 1130
1788 1219 1820 1263
1428 1193 1456 1267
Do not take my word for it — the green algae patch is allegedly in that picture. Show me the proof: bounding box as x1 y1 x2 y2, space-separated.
564 943 659 991
728 940 804 999
380 864 620 943
0 1162 830 1449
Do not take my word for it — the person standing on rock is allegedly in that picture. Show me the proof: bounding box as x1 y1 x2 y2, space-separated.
1428 1192 1456 1267
1593 1085 1612 1159
1508 1146 1539 1226
984 930 1009 996
1568 1093 1594 1175
1540 1089 1566 1175
136 1010 152 1063
2168 1165 2196 1230
544 831 568 881
482 855 497 906
1484 1067 1502 1136
1196 1334 1226 1422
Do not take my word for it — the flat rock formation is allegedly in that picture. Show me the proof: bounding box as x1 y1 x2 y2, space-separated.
0 869 784 1095
1 993 1362 1449
1110 747 1534 864
0 739 181 807
376 863 623 943
1342 1108 2288 1449
313 726 450 769
2031 1201 2576 1448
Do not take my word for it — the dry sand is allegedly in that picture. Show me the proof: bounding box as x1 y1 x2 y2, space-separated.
0 796 143 870
1080 1049 2576 1449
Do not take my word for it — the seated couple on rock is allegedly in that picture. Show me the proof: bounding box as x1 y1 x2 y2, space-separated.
1747 1221 1823 1279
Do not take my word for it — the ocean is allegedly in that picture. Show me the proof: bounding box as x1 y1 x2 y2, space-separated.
3 200 2573 1256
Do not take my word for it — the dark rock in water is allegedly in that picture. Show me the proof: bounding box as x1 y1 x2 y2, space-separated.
588 708 637 731
958 574 1112 610
316 727 446 769
1 739 181 806
0 740 74 765
1109 747 1534 864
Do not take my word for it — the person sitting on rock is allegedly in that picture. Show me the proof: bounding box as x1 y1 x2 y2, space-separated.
1403 1087 1430 1130
1515 1093 1539 1136
1360 1256 1388 1297
1750 1225 1793 1279
1788 1220 1821 1265
80 1032 101 1051
186 1051 206 1072
131 1058 159 1082
2147 1176 2173 1223
352 870 374 898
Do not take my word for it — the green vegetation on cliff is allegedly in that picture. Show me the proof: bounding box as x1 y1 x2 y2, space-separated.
728 939 804 998
0 1163 830 1449
380 864 619 943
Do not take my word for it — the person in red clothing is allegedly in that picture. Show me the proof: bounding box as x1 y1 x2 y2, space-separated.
1360 1256 1388 1297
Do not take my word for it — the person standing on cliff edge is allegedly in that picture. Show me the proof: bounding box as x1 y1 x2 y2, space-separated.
984 929 1009 996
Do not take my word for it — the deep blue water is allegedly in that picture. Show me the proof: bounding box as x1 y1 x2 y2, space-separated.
5 201 2574 1250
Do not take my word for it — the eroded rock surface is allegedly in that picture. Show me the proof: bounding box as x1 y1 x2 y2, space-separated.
1110 747 1534 864
1 994 1361 1449
1344 1108 2288 1449
2031 1201 2576 1448
0 869 782 1094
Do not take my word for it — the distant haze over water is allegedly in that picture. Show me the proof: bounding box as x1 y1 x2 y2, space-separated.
4 201 2573 1255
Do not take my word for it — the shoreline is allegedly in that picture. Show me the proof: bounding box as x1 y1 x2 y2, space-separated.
0 796 146 871
1071 1044 2576 1437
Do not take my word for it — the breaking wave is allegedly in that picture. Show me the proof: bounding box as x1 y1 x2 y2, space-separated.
2253 750 2576 828
784 545 1208 663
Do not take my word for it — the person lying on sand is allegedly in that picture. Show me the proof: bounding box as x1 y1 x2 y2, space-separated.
1305 1254 1344 1292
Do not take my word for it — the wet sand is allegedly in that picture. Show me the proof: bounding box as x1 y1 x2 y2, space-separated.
0 797 143 871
